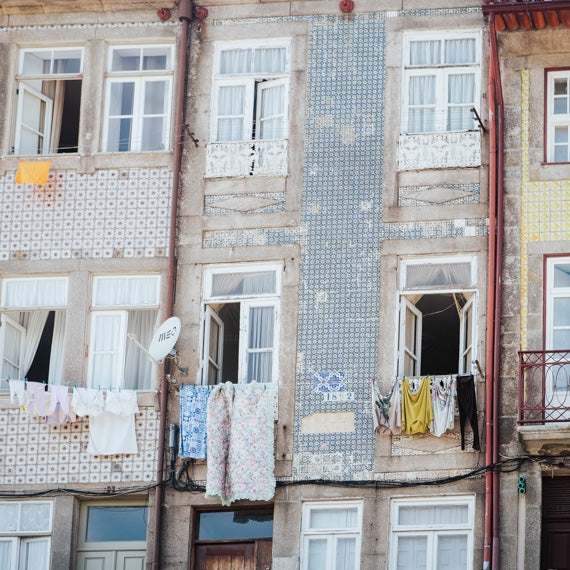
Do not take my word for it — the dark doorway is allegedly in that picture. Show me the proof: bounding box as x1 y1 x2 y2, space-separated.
542 476 570 569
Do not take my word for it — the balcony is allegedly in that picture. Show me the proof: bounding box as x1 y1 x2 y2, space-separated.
483 1 570 31
518 350 570 454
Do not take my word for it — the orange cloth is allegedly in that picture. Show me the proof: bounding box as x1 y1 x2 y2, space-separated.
15 161 52 185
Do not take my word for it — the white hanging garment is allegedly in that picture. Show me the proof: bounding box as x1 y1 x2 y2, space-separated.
71 387 104 417
430 375 456 437
87 412 138 455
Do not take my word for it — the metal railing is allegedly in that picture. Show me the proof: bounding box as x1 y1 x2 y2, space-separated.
519 350 570 424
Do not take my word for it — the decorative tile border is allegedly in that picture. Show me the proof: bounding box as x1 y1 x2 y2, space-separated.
205 192 286 216
398 184 480 207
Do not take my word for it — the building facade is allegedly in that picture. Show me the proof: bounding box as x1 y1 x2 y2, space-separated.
0 0 496 569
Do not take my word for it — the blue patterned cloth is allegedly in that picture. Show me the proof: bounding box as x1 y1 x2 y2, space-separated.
179 385 210 459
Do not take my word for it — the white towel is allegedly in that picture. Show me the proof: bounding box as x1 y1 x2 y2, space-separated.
87 413 138 455
9 379 25 407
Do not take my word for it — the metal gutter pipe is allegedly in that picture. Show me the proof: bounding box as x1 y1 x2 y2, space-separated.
152 0 193 567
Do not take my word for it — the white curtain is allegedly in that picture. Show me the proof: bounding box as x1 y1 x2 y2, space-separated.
398 504 468 526
217 85 245 142
93 276 159 307
406 262 472 288
247 306 274 383
212 271 275 297
308 539 328 570
409 40 440 65
220 49 252 74
336 537 356 570
309 508 357 530
437 535 468 570
408 75 435 133
21 538 50 570
445 38 476 64
125 310 156 390
254 47 286 73
447 73 474 131
258 83 284 140
20 311 49 378
397 536 427 570
48 310 66 385
0 540 13 570
4 278 66 308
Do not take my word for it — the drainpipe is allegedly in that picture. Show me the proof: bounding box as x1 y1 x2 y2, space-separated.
152 0 193 567
483 14 497 570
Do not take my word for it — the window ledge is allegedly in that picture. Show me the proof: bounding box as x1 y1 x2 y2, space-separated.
398 131 482 171
205 140 288 178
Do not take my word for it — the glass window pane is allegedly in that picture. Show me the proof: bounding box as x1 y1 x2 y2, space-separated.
53 49 82 74
397 535 427 570
220 49 252 74
448 74 474 104
211 272 276 297
336 537 356 570
21 538 50 570
554 97 568 115
112 48 141 72
555 144 568 163
554 298 570 326
93 277 159 307
408 108 435 134
21 90 46 133
555 127 569 144
109 82 134 116
409 40 440 65
142 117 165 151
209 319 220 360
553 329 570 351
22 51 51 75
86 506 148 542
406 262 473 288
20 503 51 532
107 118 131 152
144 81 167 115
448 107 473 131
248 307 274 349
0 540 13 569
409 75 436 105
142 47 171 71
309 508 358 530
444 39 476 64
0 504 18 532
217 118 243 142
555 78 568 96
308 538 328 570
398 504 469 526
554 265 570 288
247 352 272 383
198 511 273 540
437 534 468 570
254 47 286 74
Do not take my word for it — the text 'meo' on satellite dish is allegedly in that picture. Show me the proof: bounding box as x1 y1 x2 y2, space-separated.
149 316 182 362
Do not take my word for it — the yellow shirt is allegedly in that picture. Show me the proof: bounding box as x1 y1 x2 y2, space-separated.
401 377 434 435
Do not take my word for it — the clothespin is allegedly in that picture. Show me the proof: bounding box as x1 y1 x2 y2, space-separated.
74 383 77 389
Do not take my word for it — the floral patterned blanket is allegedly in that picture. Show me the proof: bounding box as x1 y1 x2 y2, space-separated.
205 381 275 506
179 385 210 460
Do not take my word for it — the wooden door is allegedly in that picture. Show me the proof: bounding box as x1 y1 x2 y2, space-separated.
195 541 272 570
542 476 570 569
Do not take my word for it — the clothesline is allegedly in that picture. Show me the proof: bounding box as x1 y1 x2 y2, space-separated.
1 378 138 392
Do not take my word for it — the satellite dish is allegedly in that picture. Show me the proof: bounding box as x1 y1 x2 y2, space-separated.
148 317 182 362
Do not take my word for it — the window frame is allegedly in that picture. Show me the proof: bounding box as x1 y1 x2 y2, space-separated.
300 500 363 570
210 39 291 143
389 495 475 570
545 68 570 164
200 262 282 385
401 31 481 135
87 274 161 390
102 44 174 153
14 46 84 156
545 255 570 351
395 255 478 377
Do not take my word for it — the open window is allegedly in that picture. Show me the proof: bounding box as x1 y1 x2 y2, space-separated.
87 275 160 390
201 264 281 385
396 256 477 377
0 277 67 388
14 48 83 155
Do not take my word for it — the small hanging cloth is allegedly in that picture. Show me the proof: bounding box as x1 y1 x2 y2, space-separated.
401 377 434 435
456 374 480 450
9 379 26 409
371 379 398 434
179 385 210 460
46 384 73 424
27 382 47 418
71 387 104 417
430 375 456 437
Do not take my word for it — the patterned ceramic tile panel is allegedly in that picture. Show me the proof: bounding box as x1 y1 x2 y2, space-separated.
399 184 480 207
0 407 159 485
205 193 286 215
0 168 172 260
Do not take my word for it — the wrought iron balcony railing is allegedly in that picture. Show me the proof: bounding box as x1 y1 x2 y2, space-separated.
519 350 570 424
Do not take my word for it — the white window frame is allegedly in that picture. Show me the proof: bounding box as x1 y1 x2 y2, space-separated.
401 31 481 134
0 276 68 385
546 69 570 163
395 255 478 377
87 275 160 390
546 256 570 351
300 500 363 570
0 501 53 570
210 39 291 143
102 44 174 153
200 262 282 385
14 47 84 156
390 495 475 570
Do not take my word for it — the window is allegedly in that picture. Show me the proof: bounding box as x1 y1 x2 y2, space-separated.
103 45 173 152
77 501 147 568
390 496 474 570
211 40 290 142
201 264 281 384
301 501 362 570
0 501 52 570
402 32 480 134
0 277 67 388
87 275 160 390
396 256 477 377
14 47 83 155
546 70 570 163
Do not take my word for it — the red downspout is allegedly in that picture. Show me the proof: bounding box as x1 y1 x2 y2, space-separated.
491 16 505 570
484 13 497 570
152 0 193 567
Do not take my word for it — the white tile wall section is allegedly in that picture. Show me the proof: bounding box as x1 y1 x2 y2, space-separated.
0 168 172 260
0 407 159 485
